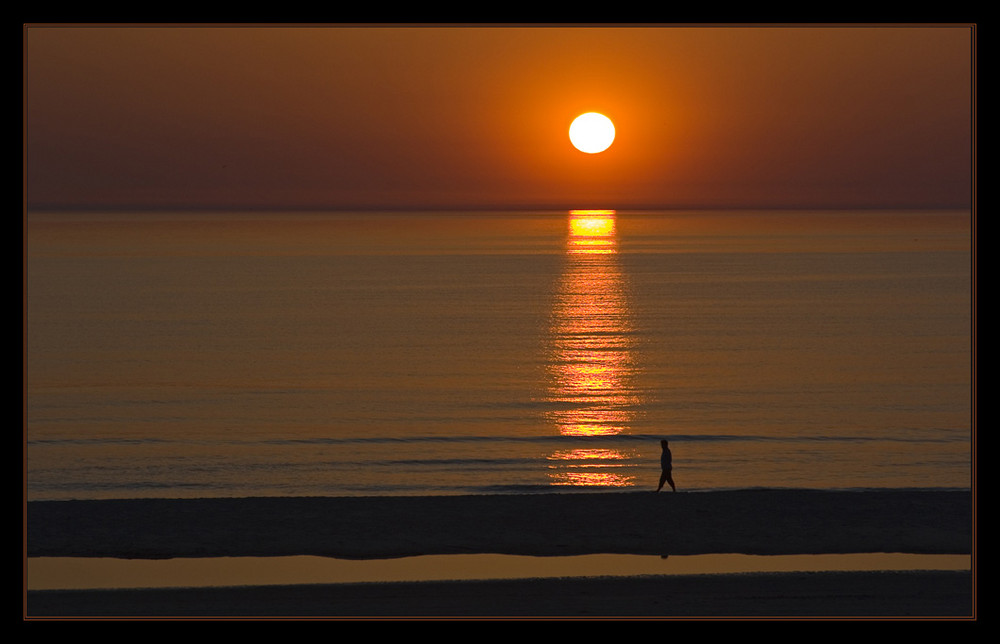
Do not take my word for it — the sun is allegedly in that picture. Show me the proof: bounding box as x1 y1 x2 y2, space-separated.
569 112 615 154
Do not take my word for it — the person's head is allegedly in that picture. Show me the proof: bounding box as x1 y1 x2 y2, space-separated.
661 439 668 448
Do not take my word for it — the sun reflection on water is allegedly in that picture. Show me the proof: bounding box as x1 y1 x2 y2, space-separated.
546 210 639 487
568 210 617 254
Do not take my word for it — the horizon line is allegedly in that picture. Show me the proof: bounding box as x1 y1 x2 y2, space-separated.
24 202 974 214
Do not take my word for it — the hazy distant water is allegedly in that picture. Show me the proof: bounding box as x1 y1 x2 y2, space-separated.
25 209 973 500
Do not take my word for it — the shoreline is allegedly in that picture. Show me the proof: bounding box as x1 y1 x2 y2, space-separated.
25 489 975 618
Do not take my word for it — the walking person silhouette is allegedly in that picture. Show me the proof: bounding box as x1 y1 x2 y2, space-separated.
656 439 676 492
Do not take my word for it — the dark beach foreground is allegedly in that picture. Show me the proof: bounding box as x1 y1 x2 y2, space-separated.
28 570 972 618
26 489 975 618
27 489 972 559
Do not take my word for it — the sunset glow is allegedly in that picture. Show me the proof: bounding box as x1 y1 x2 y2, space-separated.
23 25 975 614
25 26 971 211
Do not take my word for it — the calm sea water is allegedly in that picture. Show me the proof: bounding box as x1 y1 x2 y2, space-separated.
25 209 973 500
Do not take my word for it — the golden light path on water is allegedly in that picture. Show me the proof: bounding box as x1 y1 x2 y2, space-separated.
546 210 640 487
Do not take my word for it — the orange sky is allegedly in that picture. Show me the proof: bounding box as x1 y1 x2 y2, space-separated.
24 25 974 211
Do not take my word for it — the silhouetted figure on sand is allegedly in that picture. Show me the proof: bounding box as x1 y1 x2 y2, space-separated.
656 439 676 492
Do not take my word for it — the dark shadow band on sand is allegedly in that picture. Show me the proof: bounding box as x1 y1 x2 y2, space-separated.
26 570 974 618
27 489 972 560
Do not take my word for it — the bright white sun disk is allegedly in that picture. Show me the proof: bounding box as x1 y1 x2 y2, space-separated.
569 112 615 153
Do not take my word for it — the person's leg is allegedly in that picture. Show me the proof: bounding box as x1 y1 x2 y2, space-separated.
657 470 668 492
666 472 676 492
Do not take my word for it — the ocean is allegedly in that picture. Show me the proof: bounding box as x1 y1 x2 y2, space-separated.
24 209 973 500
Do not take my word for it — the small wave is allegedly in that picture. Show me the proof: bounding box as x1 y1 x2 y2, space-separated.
470 483 614 494
27 430 966 448
27 437 175 446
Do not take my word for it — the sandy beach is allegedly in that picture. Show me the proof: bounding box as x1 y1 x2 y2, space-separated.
28 490 972 559
25 489 974 618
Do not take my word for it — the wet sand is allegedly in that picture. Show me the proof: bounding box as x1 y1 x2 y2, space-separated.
25 489 974 618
